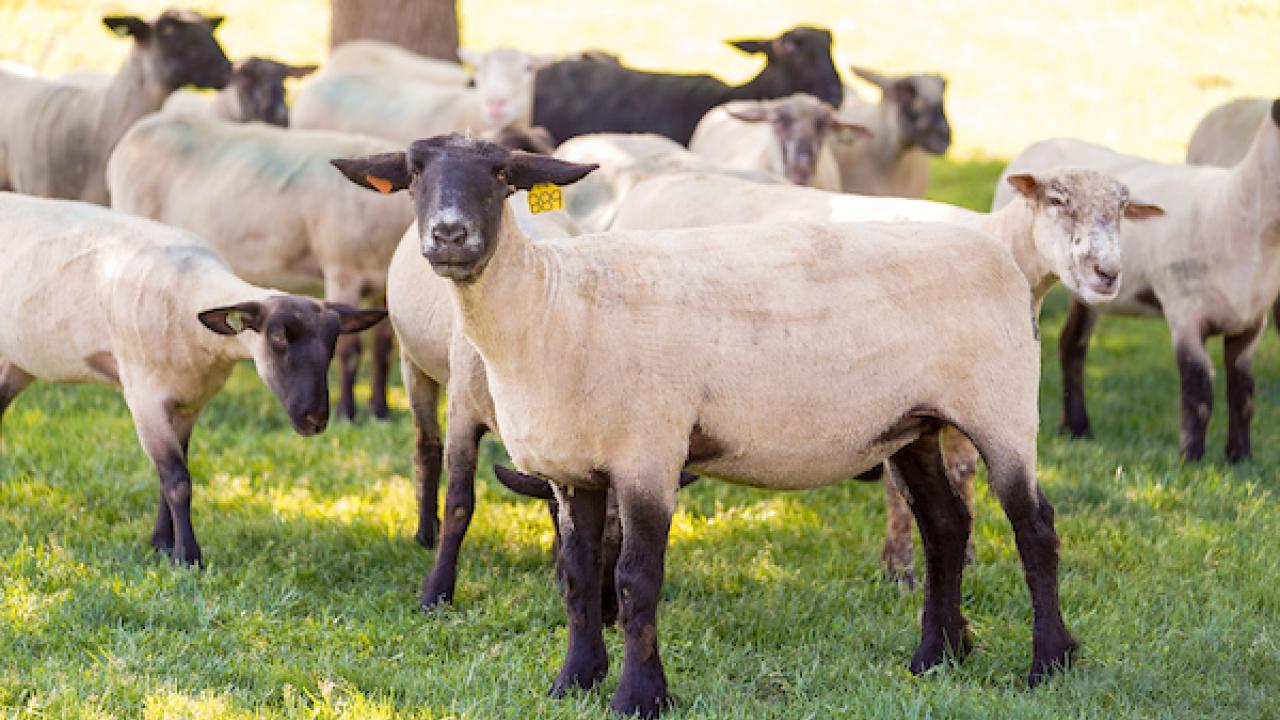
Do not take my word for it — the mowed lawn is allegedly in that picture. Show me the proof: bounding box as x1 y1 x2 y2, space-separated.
2 158 1279 719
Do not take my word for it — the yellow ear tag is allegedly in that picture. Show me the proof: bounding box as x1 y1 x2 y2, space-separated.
527 182 563 214
366 175 393 194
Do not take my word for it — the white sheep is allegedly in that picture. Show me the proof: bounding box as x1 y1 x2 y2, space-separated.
291 47 551 144
325 39 470 86
994 99 1280 463
689 93 869 190
334 134 1077 715
107 113 412 422
832 66 952 198
0 192 386 566
0 10 231 204
1186 98 1271 167
163 58 317 126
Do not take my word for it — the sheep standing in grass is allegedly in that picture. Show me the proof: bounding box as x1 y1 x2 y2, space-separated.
995 99 1280 462
335 134 1076 715
689 93 870 190
0 10 230 204
0 193 386 566
291 48 551 144
107 113 411 422
611 167 1162 586
832 66 952 198
163 58 317 126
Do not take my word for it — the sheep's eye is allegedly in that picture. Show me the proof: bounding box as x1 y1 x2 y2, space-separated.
495 168 508 183
1047 196 1066 208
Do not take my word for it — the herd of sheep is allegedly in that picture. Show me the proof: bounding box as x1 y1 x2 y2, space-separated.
0 9 1275 718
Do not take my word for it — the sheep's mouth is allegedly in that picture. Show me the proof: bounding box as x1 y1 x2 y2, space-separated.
1080 269 1121 302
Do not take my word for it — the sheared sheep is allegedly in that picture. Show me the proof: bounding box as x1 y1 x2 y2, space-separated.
325 39 470 86
1186 98 1270 168
164 57 316 126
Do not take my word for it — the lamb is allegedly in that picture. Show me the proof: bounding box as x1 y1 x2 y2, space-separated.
610 167 1163 587
1186 98 1270 168
994 99 1280 462
688 93 870 190
831 66 952 198
324 39 470 86
0 10 231 204
533 26 844 145
335 134 1076 715
291 48 551 144
163 57 317 126
107 113 412 422
0 193 386 566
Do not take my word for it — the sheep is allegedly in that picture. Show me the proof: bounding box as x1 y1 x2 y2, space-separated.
1186 98 1270 168
291 48 551 144
533 26 844 145
0 10 231 204
0 192 386 566
106 113 412 422
609 167 1163 587
831 66 952 198
553 132 781 233
325 39 471 86
994 99 1280 463
688 93 871 190
0 61 37 77
163 58 317 127
334 134 1077 715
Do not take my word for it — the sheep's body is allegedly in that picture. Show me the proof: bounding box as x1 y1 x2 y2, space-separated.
326 39 470 86
164 88 245 121
689 95 843 190
994 111 1280 460
1186 98 1270 167
107 113 410 419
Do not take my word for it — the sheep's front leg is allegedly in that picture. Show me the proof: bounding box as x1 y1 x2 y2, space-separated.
420 418 483 608
127 393 201 566
0 360 35 443
609 477 677 718
1059 297 1099 438
403 355 443 548
549 485 609 697
368 300 394 421
1173 327 1213 461
1224 319 1264 463
890 429 973 674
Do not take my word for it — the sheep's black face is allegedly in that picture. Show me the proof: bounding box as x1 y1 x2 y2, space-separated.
773 27 844 110
232 59 291 126
151 10 232 90
198 297 387 436
896 75 951 155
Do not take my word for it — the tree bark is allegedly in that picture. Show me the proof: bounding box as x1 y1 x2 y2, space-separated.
330 0 460 61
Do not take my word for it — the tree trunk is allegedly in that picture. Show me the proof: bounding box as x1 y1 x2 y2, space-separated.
330 0 460 61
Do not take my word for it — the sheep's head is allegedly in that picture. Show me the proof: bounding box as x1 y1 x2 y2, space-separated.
729 26 843 109
1006 169 1164 304
331 133 597 282
726 93 870 186
198 296 386 436
228 57 315 126
104 9 232 91
851 66 951 155
460 47 554 131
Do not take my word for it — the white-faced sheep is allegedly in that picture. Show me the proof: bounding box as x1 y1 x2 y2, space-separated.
334 134 1076 716
689 93 870 190
163 58 317 126
291 48 551 144
107 113 412 422
0 10 231 204
0 193 386 566
995 99 1280 463
832 66 952 198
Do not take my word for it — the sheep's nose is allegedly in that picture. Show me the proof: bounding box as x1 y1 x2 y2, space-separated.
1094 265 1119 288
302 409 328 434
432 222 468 246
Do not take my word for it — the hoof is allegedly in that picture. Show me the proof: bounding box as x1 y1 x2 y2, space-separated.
1028 634 1079 687
1060 423 1092 440
908 629 973 675
609 689 671 718
170 545 203 569
419 578 454 610
336 401 357 423
885 567 916 593
549 662 608 698
415 520 439 549
370 403 392 422
1225 446 1251 464
150 533 175 555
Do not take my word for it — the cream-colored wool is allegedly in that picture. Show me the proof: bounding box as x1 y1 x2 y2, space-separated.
325 39 471 87
1186 98 1271 168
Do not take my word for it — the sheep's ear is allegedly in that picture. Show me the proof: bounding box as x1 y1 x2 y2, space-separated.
286 64 318 78
850 65 893 91
833 120 872 144
326 303 388 334
103 15 149 40
330 153 411 194
727 105 770 123
1006 173 1041 199
1271 98 1280 128
1123 201 1165 220
199 303 262 336
457 47 484 68
204 15 225 31
505 153 597 190
727 38 771 55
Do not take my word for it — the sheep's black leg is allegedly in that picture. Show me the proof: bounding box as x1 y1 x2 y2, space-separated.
890 429 973 674
1224 320 1264 463
129 396 201 566
368 301 393 421
0 360 34 443
549 485 609 697
336 334 361 422
1174 333 1213 461
420 424 482 608
403 357 443 548
1059 297 1099 438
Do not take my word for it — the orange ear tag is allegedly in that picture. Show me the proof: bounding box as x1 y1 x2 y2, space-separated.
366 175 393 194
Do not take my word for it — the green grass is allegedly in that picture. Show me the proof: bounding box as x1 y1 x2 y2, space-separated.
4 158 1280 718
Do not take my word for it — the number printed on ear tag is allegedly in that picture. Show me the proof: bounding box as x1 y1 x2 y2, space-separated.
527 183 563 214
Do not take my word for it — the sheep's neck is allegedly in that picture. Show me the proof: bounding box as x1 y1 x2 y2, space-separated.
1228 119 1280 229
981 199 1056 303
211 85 245 122
99 48 171 148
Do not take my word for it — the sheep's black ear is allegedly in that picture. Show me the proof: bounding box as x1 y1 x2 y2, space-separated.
204 15 225 30
727 105 770 123
727 38 771 55
505 153 597 190
331 153 411 194
325 303 388 334
198 303 263 336
1272 98 1280 128
286 64 318 78
103 15 149 40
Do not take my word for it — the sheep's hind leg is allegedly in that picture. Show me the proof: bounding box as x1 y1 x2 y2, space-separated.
326 270 364 421
368 291 393 420
880 467 917 589
549 485 609 697
1059 297 1099 438
1173 325 1213 461
889 428 973 674
0 360 35 443
1224 319 1264 463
